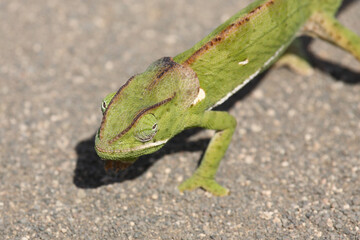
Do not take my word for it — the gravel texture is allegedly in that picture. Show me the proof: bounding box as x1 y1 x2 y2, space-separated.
1 0 360 239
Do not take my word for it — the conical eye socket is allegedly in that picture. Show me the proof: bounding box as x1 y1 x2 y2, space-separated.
101 101 107 114
101 92 117 114
134 114 158 142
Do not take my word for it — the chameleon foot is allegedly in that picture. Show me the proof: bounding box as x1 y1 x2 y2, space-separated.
178 175 229 196
275 53 314 76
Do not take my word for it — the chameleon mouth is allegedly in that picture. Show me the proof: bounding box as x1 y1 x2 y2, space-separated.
95 139 169 154
103 159 136 171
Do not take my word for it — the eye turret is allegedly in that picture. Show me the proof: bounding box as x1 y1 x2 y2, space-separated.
134 113 158 142
101 92 116 114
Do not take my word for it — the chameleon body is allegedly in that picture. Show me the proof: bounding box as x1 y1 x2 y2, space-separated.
95 0 360 196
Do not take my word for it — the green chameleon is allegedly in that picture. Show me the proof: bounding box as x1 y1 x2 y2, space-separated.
95 0 360 196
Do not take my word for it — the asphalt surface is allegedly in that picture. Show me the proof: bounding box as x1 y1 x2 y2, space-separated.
1 0 360 239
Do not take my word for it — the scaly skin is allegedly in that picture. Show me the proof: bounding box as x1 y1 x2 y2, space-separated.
95 0 360 196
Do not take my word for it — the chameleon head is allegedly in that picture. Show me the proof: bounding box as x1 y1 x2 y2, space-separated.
95 57 200 169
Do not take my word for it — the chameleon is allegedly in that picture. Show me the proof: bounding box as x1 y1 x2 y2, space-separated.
95 0 360 196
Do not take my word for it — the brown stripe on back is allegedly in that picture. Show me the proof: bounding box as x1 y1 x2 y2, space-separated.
183 0 275 66
108 92 176 144
99 75 135 139
146 57 177 91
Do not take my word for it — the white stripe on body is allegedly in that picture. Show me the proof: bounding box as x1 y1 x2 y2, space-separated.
209 44 286 110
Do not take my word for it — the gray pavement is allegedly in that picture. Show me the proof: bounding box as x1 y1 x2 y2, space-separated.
1 0 360 239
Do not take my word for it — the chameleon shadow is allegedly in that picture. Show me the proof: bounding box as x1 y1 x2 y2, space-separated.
298 36 360 84
339 0 357 13
312 55 360 84
73 130 208 188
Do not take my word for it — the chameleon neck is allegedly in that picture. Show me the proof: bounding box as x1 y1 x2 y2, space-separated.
173 0 313 110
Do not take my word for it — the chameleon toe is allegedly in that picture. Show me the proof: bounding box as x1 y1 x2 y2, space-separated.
178 175 230 197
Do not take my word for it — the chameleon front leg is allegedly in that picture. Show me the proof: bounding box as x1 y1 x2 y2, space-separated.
179 111 236 196
305 12 360 61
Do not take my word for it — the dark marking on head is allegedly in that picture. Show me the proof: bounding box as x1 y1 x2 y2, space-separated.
146 57 177 91
160 56 173 64
183 0 277 66
99 75 136 139
109 92 176 144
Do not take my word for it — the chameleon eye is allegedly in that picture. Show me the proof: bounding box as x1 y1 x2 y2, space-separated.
101 92 117 114
101 101 107 114
134 114 158 142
